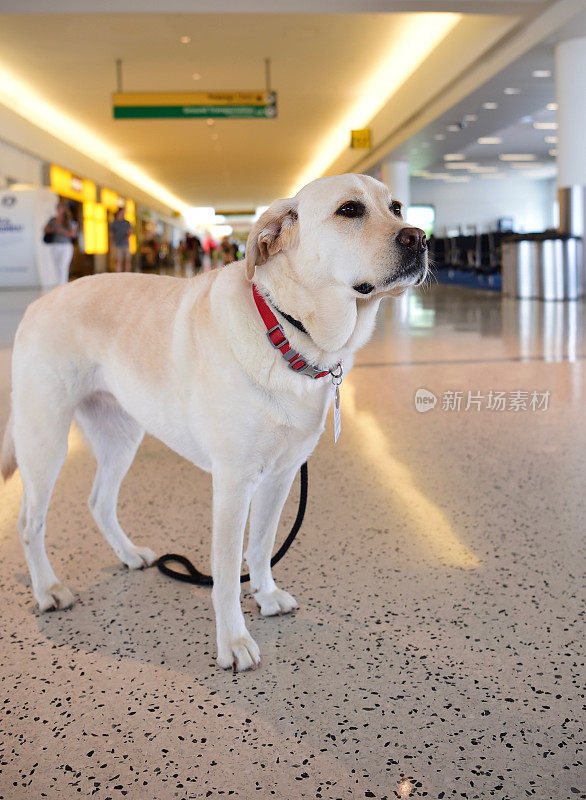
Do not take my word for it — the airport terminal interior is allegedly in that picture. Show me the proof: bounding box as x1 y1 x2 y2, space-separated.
0 2 585 799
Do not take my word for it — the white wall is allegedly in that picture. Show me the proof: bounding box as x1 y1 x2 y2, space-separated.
0 104 176 218
0 139 43 188
411 176 557 235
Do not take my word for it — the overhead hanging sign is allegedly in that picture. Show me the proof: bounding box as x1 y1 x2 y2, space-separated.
113 91 277 119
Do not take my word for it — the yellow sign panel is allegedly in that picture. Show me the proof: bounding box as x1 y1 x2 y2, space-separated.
351 129 372 150
83 202 108 255
113 91 270 107
125 198 136 223
50 165 96 203
100 187 122 211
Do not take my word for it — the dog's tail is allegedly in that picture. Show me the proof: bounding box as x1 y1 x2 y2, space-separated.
1 411 17 482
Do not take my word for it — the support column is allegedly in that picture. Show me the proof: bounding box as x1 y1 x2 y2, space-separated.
380 159 410 211
555 36 586 249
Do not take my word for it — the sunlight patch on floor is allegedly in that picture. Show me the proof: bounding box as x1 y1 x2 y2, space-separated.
343 379 480 569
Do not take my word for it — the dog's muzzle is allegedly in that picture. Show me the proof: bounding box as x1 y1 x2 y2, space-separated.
393 226 428 285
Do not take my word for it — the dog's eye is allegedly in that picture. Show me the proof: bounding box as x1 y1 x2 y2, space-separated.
390 201 402 217
335 201 366 219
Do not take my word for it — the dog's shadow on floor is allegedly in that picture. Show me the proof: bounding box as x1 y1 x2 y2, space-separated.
26 560 316 682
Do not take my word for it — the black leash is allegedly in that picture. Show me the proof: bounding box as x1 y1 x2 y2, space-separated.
155 462 308 586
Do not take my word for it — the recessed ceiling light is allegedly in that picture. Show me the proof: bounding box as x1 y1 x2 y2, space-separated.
445 175 471 182
511 162 544 169
482 102 498 110
481 173 503 179
546 102 558 111
532 70 551 78
499 153 536 161
433 134 446 141
469 166 499 173
504 87 520 95
548 149 558 157
477 137 502 145
192 73 201 80
180 35 191 44
463 114 478 123
206 118 215 126
446 123 461 132
444 153 465 160
445 162 478 169
544 135 558 144
533 121 558 130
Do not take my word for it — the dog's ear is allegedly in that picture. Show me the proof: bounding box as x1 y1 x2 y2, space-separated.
245 198 299 280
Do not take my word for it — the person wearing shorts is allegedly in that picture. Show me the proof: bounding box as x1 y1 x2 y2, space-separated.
109 207 134 272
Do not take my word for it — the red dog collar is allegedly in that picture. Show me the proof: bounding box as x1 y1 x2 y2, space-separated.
252 284 330 379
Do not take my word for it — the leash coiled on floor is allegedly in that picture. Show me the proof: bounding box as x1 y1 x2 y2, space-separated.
155 462 308 586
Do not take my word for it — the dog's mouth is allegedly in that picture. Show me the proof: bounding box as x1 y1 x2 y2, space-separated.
381 257 427 290
353 256 427 296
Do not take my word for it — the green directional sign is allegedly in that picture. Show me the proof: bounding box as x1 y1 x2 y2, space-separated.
113 91 277 120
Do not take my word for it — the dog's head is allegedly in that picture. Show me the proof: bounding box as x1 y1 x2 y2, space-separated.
245 173 428 297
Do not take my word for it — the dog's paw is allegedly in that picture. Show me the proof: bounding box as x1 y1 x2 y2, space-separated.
37 582 74 612
217 633 261 672
121 546 157 570
254 587 298 616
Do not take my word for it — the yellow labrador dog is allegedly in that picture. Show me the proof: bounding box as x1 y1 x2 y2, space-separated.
1 174 427 671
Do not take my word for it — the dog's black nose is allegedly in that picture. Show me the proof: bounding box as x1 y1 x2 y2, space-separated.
396 227 427 253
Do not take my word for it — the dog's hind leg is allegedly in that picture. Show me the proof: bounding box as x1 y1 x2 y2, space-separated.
245 467 299 616
75 392 156 570
13 402 75 612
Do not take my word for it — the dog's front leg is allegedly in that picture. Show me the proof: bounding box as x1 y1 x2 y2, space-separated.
245 467 299 616
211 471 261 672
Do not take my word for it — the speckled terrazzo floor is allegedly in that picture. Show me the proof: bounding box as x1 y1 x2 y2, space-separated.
0 283 584 800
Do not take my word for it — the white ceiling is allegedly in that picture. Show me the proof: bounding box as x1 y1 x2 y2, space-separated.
0 1 583 211
386 45 559 183
0 0 547 13
0 11 515 208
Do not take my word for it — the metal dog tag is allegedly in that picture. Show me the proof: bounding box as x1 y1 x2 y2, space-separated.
329 363 343 443
334 384 341 443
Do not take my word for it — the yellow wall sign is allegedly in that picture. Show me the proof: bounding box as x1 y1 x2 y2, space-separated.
50 165 96 203
83 202 108 255
351 129 371 150
100 187 124 211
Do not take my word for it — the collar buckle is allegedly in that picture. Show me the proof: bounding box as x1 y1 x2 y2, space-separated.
293 361 328 379
266 323 287 349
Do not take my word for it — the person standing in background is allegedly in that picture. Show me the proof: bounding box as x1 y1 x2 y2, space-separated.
43 201 77 285
109 207 134 272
